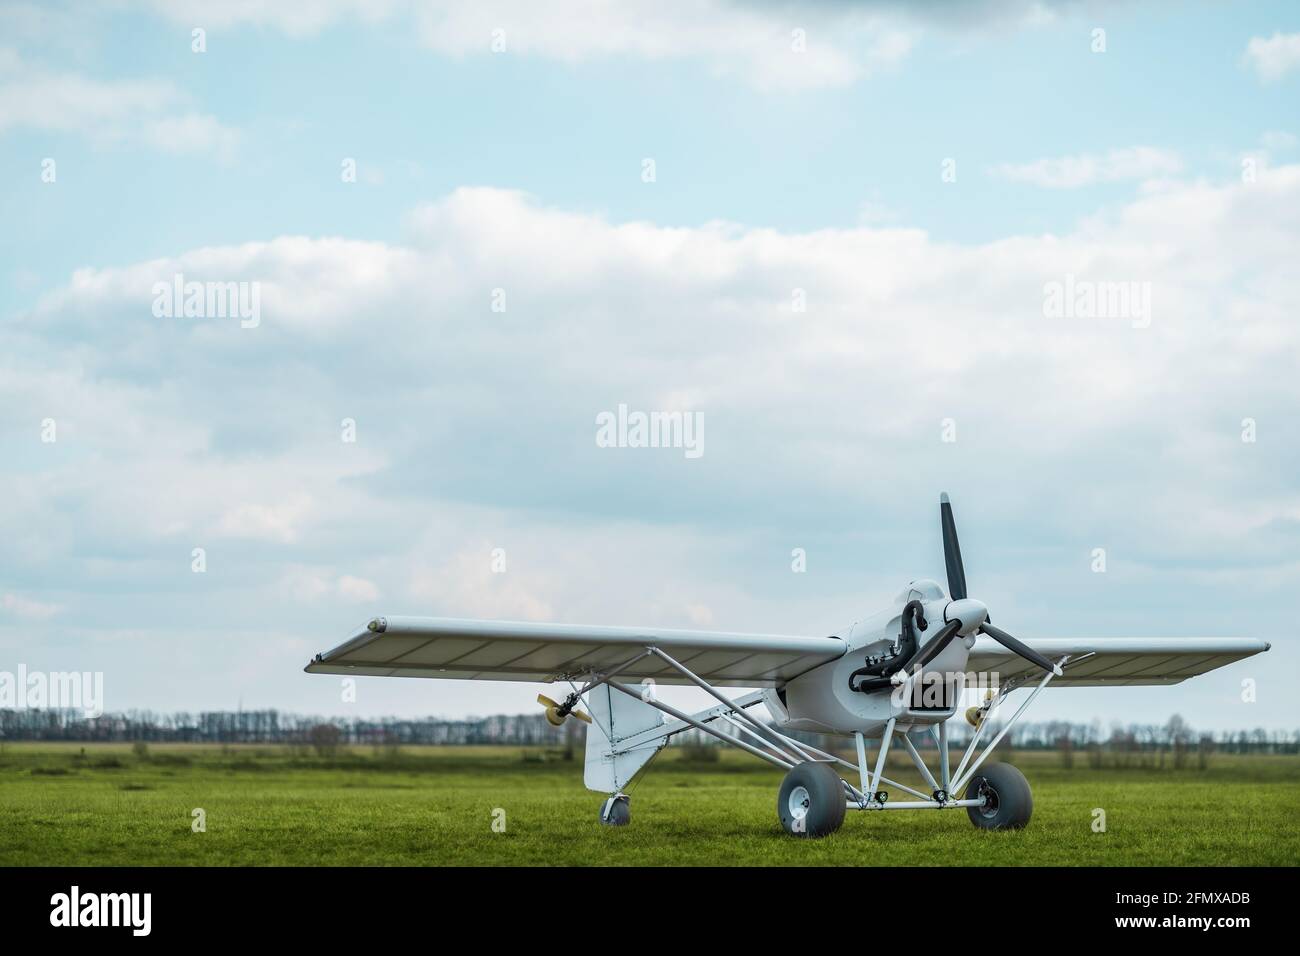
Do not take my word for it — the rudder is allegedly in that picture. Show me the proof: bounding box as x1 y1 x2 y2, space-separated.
583 684 667 793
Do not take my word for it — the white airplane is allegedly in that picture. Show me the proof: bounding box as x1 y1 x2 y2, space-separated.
307 494 1269 838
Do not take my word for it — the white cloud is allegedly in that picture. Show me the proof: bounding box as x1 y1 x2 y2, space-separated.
409 544 555 622
2 593 61 620
217 495 316 544
0 52 173 131
115 0 1127 93
143 0 400 36
7 169 1300 723
1243 31 1300 82
283 569 380 603
1260 130 1297 152
414 1 913 91
988 147 1183 188
685 603 715 626
337 575 380 603
143 113 241 161
24 173 1300 524
283 569 331 603
0 50 238 157
134 0 917 91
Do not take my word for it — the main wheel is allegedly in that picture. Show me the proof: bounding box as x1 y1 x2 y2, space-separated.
777 762 846 838
964 762 1032 830
599 794 630 826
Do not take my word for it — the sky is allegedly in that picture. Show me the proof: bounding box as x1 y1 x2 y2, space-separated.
1 0 1298 730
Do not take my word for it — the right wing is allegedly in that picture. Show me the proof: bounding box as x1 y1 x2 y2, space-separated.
966 636 1269 687
305 616 847 688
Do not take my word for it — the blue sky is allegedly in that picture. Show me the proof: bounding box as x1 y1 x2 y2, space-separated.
1 1 1298 729
5 0 1298 304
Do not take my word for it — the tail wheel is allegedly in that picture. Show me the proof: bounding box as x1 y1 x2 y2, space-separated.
599 794 630 826
777 761 846 838
964 762 1033 830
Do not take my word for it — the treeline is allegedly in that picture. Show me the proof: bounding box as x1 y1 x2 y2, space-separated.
786 714 1300 758
0 708 572 747
1 708 1296 758
933 713 1299 754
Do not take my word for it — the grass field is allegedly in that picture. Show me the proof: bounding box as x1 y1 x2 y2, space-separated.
1 742 1296 866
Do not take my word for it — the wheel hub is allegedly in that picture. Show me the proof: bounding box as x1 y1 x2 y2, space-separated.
788 785 811 820
978 782 1000 818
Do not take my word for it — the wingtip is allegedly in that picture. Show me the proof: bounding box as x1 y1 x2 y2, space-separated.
940 492 950 504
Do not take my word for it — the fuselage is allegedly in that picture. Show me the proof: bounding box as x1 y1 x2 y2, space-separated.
763 579 981 737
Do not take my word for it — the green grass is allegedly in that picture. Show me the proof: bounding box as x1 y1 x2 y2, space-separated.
0 743 1296 866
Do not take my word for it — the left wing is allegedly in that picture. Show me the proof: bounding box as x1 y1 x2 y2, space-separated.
966 636 1269 687
305 615 847 687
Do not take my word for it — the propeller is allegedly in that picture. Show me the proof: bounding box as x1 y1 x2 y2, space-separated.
537 693 592 727
965 689 995 727
940 492 967 601
896 620 962 680
980 621 1062 677
939 493 1062 678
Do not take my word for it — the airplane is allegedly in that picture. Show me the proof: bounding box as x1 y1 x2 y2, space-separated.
306 494 1269 838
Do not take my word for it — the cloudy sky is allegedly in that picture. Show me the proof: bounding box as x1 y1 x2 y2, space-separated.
2 1 1297 730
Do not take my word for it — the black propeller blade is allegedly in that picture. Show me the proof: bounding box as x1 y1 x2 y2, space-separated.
939 492 967 601
902 620 962 675
980 621 1062 676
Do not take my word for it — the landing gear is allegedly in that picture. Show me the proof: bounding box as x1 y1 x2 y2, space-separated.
777 761 846 838
964 762 1032 830
599 793 630 826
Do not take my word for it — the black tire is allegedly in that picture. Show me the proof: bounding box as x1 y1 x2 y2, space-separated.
599 795 630 826
777 761 847 838
964 762 1032 830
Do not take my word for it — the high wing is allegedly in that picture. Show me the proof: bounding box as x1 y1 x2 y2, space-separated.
966 636 1270 687
305 615 847 687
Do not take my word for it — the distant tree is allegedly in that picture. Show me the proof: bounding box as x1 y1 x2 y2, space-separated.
373 729 400 760
1086 740 1103 770
309 723 341 757
680 741 720 763
1165 714 1190 743
563 718 579 761
1057 734 1074 769
1166 714 1191 770
1196 734 1215 771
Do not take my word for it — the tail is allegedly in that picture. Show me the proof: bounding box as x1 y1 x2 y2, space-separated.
582 684 667 794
